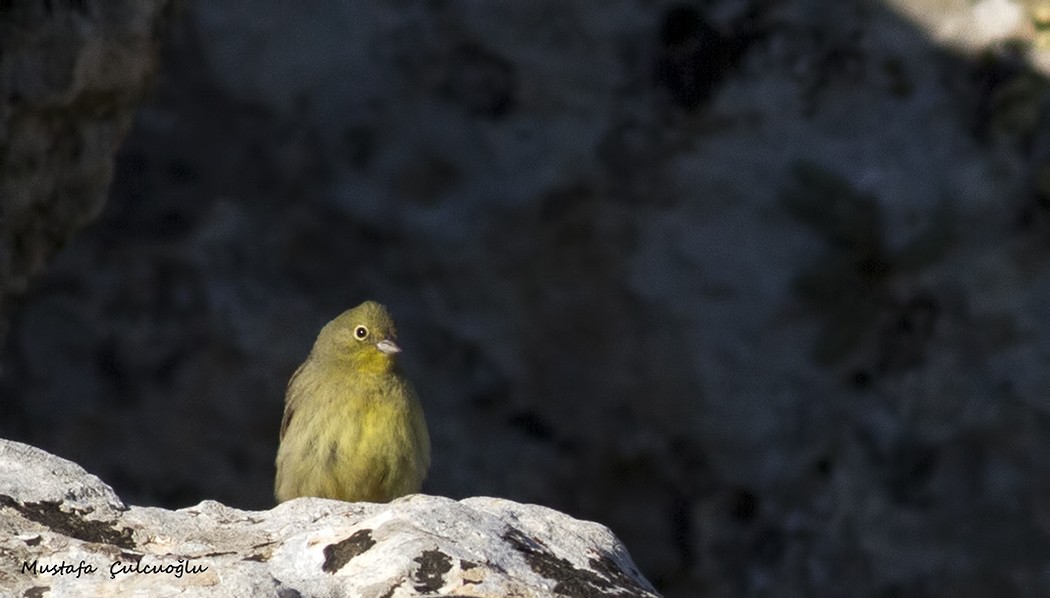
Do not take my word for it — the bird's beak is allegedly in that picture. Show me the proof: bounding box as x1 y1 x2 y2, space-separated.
376 339 401 354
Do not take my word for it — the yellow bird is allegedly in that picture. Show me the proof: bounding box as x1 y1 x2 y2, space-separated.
275 301 430 503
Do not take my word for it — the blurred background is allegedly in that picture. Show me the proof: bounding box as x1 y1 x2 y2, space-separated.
4 0 1050 595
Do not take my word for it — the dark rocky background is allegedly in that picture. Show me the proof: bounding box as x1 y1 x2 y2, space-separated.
4 0 1050 595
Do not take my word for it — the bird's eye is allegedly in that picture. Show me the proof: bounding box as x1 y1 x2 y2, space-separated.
354 325 369 340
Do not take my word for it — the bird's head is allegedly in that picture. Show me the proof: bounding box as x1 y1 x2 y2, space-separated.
314 300 402 374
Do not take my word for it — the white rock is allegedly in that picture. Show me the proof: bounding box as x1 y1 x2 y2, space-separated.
971 0 1024 43
0 439 657 597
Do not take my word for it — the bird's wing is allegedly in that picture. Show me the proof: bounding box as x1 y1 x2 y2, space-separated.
280 360 309 441
409 385 432 475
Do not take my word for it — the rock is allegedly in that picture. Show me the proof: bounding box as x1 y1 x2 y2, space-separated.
0 439 658 597
970 0 1024 45
0 0 171 343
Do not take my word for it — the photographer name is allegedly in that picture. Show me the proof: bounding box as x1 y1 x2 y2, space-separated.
22 557 207 579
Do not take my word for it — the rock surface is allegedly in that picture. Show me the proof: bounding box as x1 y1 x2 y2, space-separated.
0 439 657 597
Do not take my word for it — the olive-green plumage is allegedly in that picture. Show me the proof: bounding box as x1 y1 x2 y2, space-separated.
274 301 430 503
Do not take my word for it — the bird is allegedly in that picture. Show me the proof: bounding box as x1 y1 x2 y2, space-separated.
274 300 430 503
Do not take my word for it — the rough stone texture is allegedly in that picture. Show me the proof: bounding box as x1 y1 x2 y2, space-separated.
0 0 171 344
0 439 657 597
4 0 1050 596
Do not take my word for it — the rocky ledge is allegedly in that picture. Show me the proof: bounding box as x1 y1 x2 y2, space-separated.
0 440 656 597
